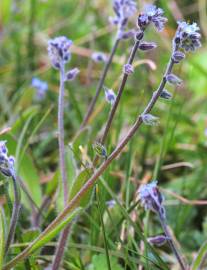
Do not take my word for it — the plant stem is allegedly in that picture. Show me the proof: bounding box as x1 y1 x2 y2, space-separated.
58 63 67 204
3 44 177 270
5 175 21 255
93 38 141 166
51 63 69 270
80 38 120 128
159 214 186 270
101 39 140 145
96 185 112 270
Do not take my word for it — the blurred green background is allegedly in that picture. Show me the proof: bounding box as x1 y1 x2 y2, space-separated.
0 0 207 269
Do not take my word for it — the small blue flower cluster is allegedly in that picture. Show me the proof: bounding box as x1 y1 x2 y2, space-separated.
31 77 48 101
0 141 15 177
174 21 201 52
48 36 73 69
138 5 167 32
138 181 166 220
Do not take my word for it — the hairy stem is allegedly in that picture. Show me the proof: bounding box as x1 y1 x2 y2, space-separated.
159 214 187 270
100 38 140 145
80 38 120 128
4 43 178 270
58 63 67 204
51 63 69 270
5 175 21 255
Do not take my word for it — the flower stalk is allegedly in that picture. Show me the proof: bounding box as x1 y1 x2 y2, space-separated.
5 175 21 255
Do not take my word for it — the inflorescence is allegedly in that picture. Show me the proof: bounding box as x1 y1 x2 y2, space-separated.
48 36 73 69
0 141 15 177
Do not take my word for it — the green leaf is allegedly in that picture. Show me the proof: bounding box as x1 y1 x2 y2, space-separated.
0 208 5 269
191 240 207 270
89 254 123 270
30 207 82 253
69 168 93 208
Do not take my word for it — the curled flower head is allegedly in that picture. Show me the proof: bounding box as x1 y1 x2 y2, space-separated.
138 5 167 32
0 141 15 177
31 77 48 100
48 36 73 69
111 0 137 30
174 21 201 52
138 181 165 219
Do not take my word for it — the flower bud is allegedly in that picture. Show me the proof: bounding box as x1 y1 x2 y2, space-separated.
118 30 135 40
91 52 108 63
92 142 107 159
160 89 172 100
148 235 169 246
123 64 134 75
139 41 157 51
104 86 116 105
65 68 80 81
166 73 182 85
135 30 144 41
172 51 185 63
141 114 159 126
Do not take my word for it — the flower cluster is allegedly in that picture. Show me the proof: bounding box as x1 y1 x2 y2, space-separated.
31 77 48 101
111 0 137 30
0 141 15 177
174 21 201 52
137 5 167 32
91 52 108 63
48 36 73 69
138 181 165 219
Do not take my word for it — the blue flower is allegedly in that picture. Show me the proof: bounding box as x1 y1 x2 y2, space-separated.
48 36 73 69
175 21 201 52
31 77 48 100
138 5 167 32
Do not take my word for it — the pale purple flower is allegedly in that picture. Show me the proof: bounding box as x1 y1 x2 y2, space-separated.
138 5 167 32
31 77 48 101
138 181 165 219
48 36 73 69
174 21 201 52
106 200 116 208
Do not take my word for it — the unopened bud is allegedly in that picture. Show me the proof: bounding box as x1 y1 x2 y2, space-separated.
91 52 108 63
123 64 134 75
141 114 159 126
148 235 169 246
65 68 80 81
104 86 116 105
119 30 135 40
92 142 107 159
135 30 144 41
172 51 185 63
166 73 182 85
160 89 172 100
139 41 157 51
